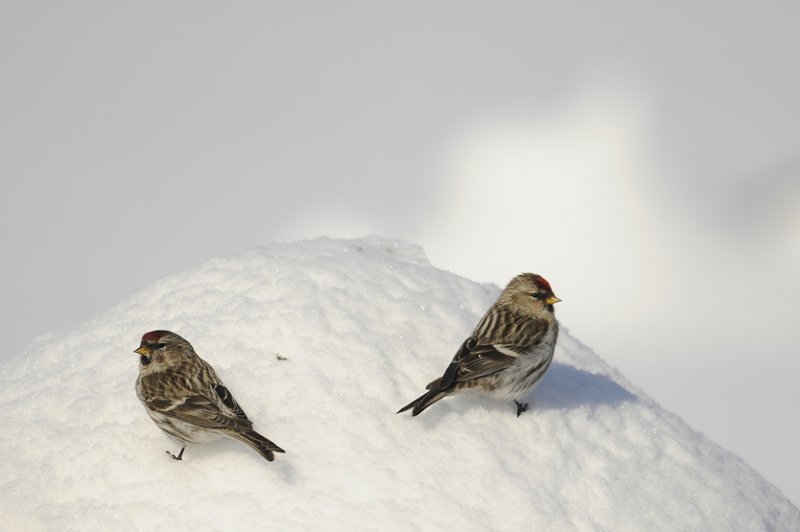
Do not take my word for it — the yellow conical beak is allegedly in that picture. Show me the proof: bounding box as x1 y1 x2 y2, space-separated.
545 295 562 305
134 346 151 355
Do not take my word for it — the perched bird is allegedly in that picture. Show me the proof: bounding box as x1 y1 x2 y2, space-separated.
133 330 284 462
398 273 561 417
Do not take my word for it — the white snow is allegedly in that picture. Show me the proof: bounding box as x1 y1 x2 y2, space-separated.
0 236 797 531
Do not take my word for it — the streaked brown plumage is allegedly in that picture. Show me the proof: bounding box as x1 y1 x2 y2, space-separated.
398 273 561 417
133 330 284 462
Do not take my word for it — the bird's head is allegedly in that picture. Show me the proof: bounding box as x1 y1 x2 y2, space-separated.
134 330 194 371
503 273 561 314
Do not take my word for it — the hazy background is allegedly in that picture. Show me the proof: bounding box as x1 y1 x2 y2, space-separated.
2 1 798 504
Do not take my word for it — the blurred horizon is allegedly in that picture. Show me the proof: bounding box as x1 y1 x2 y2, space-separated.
2 1 798 505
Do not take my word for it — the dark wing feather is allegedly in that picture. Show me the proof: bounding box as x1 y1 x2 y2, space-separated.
214 383 250 421
429 338 516 391
453 344 519 382
400 339 517 416
147 394 253 432
435 311 550 389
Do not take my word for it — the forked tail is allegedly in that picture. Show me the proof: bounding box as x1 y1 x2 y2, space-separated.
231 430 285 462
396 389 449 416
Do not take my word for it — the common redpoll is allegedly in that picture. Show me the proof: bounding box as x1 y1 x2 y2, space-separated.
133 330 284 462
398 273 561 417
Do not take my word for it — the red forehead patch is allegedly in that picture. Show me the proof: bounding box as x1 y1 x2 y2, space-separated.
141 330 170 343
533 275 552 292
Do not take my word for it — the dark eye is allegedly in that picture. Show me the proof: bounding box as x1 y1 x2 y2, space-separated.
152 343 166 350
531 292 543 300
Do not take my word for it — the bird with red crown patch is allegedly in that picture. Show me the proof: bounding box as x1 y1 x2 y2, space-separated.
398 273 561 417
133 330 284 462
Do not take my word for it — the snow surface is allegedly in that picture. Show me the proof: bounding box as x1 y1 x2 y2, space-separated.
0 236 797 531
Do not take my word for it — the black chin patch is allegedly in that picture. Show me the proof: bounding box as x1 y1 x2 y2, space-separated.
140 355 152 366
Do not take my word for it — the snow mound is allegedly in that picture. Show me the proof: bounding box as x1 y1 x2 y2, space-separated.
1 236 797 531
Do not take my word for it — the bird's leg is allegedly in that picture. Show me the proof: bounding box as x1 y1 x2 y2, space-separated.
166 446 185 461
514 400 529 417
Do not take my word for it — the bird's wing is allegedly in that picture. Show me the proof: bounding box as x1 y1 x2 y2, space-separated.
146 394 253 432
431 338 517 389
429 313 551 389
213 383 250 421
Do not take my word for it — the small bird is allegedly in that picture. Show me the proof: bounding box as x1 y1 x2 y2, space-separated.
398 273 561 417
133 330 284 462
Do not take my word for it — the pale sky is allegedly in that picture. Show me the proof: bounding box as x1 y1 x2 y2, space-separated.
2 0 798 504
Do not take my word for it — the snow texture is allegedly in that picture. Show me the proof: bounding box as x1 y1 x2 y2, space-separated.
0 236 797 531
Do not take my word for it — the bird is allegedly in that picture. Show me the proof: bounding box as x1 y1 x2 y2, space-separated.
133 330 285 462
398 273 561 417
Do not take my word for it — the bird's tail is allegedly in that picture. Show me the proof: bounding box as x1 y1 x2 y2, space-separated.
230 430 285 462
397 389 449 416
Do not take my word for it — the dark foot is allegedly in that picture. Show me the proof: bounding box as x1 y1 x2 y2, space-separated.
166 447 185 460
514 400 529 417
